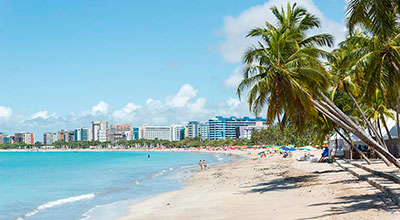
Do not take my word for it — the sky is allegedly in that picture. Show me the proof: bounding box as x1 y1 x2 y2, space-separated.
0 0 347 140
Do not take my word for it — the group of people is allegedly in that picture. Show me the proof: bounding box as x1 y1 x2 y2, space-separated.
199 160 207 169
281 151 292 158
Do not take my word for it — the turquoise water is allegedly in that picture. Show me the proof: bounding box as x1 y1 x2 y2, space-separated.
0 151 229 220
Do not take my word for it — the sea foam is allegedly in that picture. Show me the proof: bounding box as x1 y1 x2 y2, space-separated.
19 193 95 219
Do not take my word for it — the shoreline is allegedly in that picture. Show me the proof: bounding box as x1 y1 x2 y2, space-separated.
118 150 397 220
81 150 247 220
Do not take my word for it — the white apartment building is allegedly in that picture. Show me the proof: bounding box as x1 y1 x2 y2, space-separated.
170 124 184 141
139 124 171 140
92 121 108 142
186 121 200 138
43 132 58 145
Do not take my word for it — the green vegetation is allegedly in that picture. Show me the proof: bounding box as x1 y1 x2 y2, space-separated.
237 1 400 168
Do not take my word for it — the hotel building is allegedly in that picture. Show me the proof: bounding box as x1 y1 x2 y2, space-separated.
238 121 269 139
14 132 34 145
43 132 58 145
186 121 200 138
139 124 171 140
206 116 266 140
74 128 93 141
108 124 132 143
92 121 108 142
171 124 184 141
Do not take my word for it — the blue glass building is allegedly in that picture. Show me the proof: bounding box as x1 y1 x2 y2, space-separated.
206 116 266 140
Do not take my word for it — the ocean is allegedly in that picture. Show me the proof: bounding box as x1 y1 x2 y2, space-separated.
0 151 230 220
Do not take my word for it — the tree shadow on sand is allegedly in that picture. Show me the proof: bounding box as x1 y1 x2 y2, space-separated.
242 174 318 194
295 193 397 220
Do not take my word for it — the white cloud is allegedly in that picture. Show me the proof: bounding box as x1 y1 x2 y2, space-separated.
31 110 55 120
188 97 208 114
224 66 243 88
226 98 241 109
112 103 142 122
217 0 346 63
1 85 257 141
82 101 109 116
166 84 197 108
152 117 168 124
146 98 164 114
0 106 12 121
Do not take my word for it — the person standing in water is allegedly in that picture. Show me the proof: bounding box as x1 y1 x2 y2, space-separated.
148 154 150 159
202 160 207 169
199 160 203 169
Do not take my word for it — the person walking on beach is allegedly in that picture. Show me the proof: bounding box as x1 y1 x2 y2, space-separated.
202 160 207 169
199 160 203 169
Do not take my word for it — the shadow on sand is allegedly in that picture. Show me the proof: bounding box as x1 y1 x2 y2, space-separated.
242 168 396 219
295 193 395 220
243 174 318 194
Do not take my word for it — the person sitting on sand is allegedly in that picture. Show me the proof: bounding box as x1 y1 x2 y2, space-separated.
202 160 207 169
199 160 203 169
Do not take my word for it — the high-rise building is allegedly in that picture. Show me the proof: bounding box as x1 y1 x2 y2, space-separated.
139 124 171 140
14 132 34 144
132 127 139 140
0 133 7 144
60 130 75 142
74 129 81 141
74 128 92 141
44 132 58 145
186 121 200 138
57 131 66 142
108 124 132 143
122 131 134 141
239 121 269 139
170 124 184 141
180 128 185 141
200 122 209 140
206 116 266 140
92 121 108 142
4 136 14 144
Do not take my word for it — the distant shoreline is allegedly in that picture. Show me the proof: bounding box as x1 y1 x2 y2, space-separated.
0 148 252 158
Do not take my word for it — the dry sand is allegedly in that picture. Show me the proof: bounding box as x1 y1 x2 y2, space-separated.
119 151 399 220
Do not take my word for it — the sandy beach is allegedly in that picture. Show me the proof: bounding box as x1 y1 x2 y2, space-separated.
119 151 398 220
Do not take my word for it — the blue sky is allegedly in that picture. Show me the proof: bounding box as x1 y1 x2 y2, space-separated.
0 0 347 140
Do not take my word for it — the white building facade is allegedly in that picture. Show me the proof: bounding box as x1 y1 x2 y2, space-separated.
92 121 108 142
139 124 171 140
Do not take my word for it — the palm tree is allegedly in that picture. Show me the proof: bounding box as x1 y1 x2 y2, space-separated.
346 0 399 40
238 3 400 167
237 3 332 132
346 4 400 157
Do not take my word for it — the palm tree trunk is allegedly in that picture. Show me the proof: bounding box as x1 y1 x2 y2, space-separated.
381 114 395 155
397 94 400 158
334 127 371 164
316 90 395 156
344 87 388 149
377 117 389 150
313 100 394 167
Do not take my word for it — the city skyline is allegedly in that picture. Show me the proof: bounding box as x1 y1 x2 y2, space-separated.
0 115 268 142
0 0 346 139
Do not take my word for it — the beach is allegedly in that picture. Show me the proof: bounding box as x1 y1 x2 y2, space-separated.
119 150 397 220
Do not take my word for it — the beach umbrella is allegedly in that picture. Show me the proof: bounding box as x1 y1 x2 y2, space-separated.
300 146 317 151
257 151 265 155
236 146 241 149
